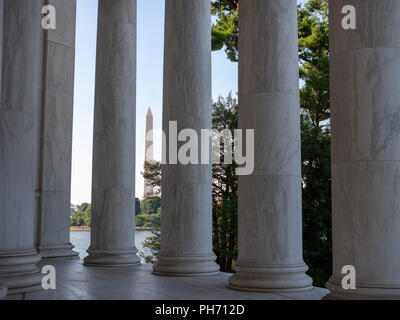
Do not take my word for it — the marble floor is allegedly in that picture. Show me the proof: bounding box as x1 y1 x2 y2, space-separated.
6 258 328 300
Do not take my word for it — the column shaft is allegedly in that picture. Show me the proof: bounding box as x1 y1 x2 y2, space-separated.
0 0 43 294
153 0 219 276
0 3 6 301
84 0 140 266
229 0 312 292
327 0 400 299
36 0 78 259
0 8 6 298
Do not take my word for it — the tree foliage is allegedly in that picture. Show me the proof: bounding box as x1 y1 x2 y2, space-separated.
142 161 162 194
298 0 331 287
135 213 161 229
135 197 141 216
140 161 162 264
140 196 161 215
301 114 331 286
298 0 330 125
211 0 239 62
141 229 161 264
212 94 238 272
70 203 91 227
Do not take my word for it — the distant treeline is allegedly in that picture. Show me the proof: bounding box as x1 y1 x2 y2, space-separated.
70 197 161 228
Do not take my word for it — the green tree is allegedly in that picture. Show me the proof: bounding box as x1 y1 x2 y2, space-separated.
135 213 161 229
301 114 331 286
298 0 330 125
142 160 162 196
140 161 162 218
135 197 141 216
135 214 145 227
83 204 91 226
141 229 161 264
211 0 239 62
298 0 331 287
140 161 162 263
140 197 161 215
212 94 238 272
77 202 89 213
70 203 91 227
70 212 85 226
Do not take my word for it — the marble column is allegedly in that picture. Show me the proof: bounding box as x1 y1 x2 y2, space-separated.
36 0 78 259
0 0 43 294
152 0 219 276
326 0 400 299
84 0 140 266
0 6 5 301
229 0 312 292
0 3 7 301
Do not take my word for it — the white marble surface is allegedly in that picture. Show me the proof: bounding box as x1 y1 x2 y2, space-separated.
328 0 400 299
238 0 299 96
331 48 400 162
0 0 43 294
329 0 400 56
238 93 301 176
153 0 219 276
36 0 78 259
229 0 312 292
6 258 328 300
84 0 140 266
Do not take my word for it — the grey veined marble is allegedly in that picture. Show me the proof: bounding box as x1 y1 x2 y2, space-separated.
326 0 400 300
84 0 140 266
229 0 312 292
152 0 220 276
0 0 43 294
36 0 79 260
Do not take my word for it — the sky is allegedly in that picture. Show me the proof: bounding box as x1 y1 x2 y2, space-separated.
71 0 306 205
71 0 239 204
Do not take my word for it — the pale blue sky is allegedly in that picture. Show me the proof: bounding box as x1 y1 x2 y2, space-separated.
71 0 306 204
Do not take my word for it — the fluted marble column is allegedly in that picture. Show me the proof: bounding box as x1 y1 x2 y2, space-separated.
326 0 400 299
229 0 312 292
0 7 6 297
152 0 219 276
84 0 140 266
36 0 78 259
0 0 43 294
0 3 7 301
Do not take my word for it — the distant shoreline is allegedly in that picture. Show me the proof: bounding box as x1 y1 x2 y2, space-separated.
70 226 158 232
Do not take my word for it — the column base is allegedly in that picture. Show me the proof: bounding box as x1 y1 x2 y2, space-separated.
37 243 79 259
0 250 42 294
325 276 400 300
83 248 141 267
153 253 220 276
229 263 313 292
0 282 7 300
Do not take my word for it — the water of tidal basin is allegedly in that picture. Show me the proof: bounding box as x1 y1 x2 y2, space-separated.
70 230 153 263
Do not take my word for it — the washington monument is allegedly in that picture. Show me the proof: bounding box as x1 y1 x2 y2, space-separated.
144 107 154 196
